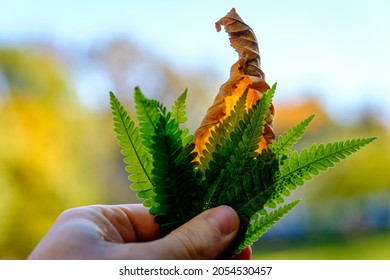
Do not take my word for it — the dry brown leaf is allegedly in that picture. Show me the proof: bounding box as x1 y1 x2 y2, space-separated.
194 8 275 158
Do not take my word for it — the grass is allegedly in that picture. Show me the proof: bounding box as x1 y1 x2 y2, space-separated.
252 231 390 260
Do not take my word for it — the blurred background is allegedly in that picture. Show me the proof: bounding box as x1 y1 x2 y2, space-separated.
1 0 389 259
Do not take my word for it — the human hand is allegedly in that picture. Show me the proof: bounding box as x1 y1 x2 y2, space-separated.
28 204 251 260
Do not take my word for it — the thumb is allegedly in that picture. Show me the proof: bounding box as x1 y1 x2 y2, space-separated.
155 205 240 259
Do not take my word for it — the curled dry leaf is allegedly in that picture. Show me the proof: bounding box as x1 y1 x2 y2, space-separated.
194 8 275 158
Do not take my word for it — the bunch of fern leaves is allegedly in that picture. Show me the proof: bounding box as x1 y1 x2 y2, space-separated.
109 84 376 258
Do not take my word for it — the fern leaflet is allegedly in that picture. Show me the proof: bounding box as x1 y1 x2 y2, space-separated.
134 87 166 153
202 86 275 207
237 200 300 253
198 89 248 174
227 85 275 174
149 113 199 234
171 88 193 146
171 88 188 125
270 114 315 159
109 92 155 207
266 137 377 208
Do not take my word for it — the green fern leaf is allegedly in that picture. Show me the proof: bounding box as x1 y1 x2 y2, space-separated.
198 91 249 207
149 113 200 234
171 88 188 124
198 89 248 174
267 137 377 207
109 92 155 207
227 84 275 173
213 86 275 208
224 150 279 220
202 86 276 211
134 87 166 152
270 114 315 159
171 88 193 147
236 200 300 253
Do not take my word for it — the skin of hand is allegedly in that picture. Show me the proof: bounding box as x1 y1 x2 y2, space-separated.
28 204 251 260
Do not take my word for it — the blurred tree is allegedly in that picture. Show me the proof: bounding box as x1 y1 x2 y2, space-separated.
0 47 111 258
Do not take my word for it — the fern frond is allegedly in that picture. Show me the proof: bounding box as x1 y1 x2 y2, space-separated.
227 85 275 174
170 88 193 147
134 87 167 152
149 113 200 234
270 114 315 159
236 200 300 253
171 88 188 124
197 91 249 207
211 87 275 209
198 89 248 174
201 86 276 216
224 149 279 219
109 92 155 207
267 137 377 207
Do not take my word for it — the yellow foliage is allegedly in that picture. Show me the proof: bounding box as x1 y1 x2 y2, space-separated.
0 49 111 258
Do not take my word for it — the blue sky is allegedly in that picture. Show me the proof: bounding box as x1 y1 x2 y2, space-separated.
1 0 390 124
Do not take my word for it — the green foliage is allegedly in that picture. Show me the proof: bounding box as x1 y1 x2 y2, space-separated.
238 200 300 253
110 92 155 207
269 114 315 162
110 84 376 258
170 88 193 147
148 112 199 233
198 89 248 174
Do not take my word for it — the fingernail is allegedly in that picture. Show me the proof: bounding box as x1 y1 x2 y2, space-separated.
209 206 238 235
